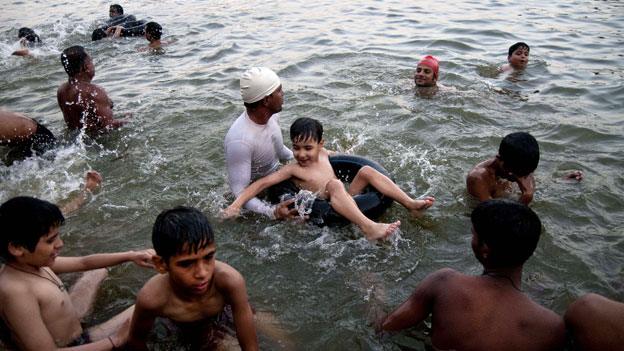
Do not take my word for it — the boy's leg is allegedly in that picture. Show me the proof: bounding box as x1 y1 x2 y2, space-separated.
325 179 400 240
348 166 434 216
87 305 134 341
69 268 108 319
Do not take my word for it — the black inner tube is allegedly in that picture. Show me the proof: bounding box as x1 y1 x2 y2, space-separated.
266 154 394 227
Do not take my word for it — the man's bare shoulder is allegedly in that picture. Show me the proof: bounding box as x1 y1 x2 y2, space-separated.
0 270 31 299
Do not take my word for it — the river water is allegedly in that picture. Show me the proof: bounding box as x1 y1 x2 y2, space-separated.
1 0 623 349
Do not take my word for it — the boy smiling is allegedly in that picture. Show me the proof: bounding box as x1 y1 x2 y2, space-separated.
222 117 434 240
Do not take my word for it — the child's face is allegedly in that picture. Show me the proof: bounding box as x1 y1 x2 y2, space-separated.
18 226 64 267
414 63 436 87
165 243 217 296
508 47 529 69
292 137 323 167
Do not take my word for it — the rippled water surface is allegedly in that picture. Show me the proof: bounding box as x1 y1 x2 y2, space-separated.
1 0 623 349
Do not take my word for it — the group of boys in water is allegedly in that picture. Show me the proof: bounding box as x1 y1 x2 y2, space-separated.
0 4 621 350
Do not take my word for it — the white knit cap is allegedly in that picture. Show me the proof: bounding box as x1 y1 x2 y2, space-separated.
240 67 281 104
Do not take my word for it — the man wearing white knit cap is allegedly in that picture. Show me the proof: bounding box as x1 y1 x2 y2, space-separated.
224 67 298 219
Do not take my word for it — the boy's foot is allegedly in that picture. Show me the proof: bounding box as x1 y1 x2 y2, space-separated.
363 220 401 240
408 196 435 217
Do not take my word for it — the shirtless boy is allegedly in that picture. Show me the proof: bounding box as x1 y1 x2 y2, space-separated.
467 132 540 205
222 117 434 240
565 293 624 350
0 196 155 350
142 22 165 50
501 42 530 72
126 206 258 350
57 46 128 137
379 199 565 350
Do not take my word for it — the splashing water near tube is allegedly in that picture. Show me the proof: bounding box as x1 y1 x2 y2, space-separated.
281 190 318 218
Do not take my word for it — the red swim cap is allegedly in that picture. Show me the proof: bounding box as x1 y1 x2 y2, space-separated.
418 55 439 78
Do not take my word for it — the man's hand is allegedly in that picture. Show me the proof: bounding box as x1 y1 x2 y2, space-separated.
274 198 298 220
516 175 535 205
131 249 156 268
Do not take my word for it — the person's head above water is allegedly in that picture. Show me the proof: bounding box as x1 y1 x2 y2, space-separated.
497 132 540 178
109 4 124 17
471 199 541 268
17 27 41 45
0 196 65 263
415 55 439 87
145 21 162 41
290 117 323 144
60 45 92 78
240 67 281 104
152 206 215 263
507 42 530 70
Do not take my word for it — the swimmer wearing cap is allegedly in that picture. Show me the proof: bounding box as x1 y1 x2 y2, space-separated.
414 55 439 88
224 67 298 220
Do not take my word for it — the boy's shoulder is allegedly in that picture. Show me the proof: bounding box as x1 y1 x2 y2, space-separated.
213 260 245 292
0 268 32 298
136 273 171 311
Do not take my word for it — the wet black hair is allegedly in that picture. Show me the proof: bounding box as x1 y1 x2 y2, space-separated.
110 4 124 16
152 206 214 262
498 132 539 177
18 27 41 44
91 28 108 41
61 45 89 76
145 22 162 40
290 117 323 143
508 42 530 58
0 197 64 262
471 199 541 267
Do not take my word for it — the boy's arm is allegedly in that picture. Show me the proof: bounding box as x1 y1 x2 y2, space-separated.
516 174 535 205
50 249 155 274
125 290 158 351
59 171 102 216
222 166 294 219
222 269 258 351
466 172 492 202
380 269 451 332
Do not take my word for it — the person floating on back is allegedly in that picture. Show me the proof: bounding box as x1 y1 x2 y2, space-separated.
565 293 624 350
222 117 434 240
378 199 565 350
0 196 155 350
57 46 129 137
12 27 41 57
501 42 530 72
126 206 259 350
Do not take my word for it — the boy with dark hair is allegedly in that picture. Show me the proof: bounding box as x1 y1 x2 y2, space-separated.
565 293 624 350
109 4 124 17
467 132 540 205
57 46 129 137
378 199 565 350
142 22 166 50
501 42 530 72
0 196 155 350
12 27 41 57
222 117 434 240
126 206 259 350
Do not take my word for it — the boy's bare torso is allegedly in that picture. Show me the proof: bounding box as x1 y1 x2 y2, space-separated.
288 148 337 199
0 266 83 346
467 159 513 200
429 269 564 351
57 81 112 133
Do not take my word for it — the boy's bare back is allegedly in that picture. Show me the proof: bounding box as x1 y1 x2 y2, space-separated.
384 268 565 351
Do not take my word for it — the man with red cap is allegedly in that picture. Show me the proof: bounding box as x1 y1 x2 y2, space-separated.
224 67 298 220
414 55 439 88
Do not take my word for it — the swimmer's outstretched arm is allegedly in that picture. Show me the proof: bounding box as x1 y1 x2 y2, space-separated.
221 165 295 219
59 171 102 215
50 249 155 274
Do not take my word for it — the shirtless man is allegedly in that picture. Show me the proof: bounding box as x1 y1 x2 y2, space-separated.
224 67 298 220
565 293 624 350
57 46 128 137
378 200 565 350
0 109 56 163
0 196 155 350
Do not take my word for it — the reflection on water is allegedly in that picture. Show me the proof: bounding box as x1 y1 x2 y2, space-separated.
1 0 623 349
